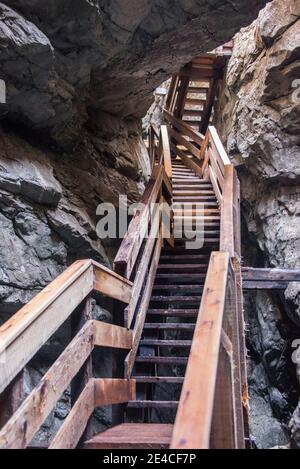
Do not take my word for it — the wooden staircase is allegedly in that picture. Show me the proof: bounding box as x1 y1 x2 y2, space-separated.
0 40 249 450
126 158 220 421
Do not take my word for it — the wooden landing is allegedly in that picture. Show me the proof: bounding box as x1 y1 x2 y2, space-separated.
84 423 173 449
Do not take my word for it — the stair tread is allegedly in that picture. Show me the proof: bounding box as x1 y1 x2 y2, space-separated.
127 400 179 408
135 356 189 363
150 296 201 302
140 339 192 346
133 376 185 382
143 323 195 329
147 309 198 317
84 423 173 449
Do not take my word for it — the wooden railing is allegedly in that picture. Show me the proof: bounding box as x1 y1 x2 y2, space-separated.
164 66 247 448
164 108 240 258
171 253 245 449
114 126 172 377
0 260 135 449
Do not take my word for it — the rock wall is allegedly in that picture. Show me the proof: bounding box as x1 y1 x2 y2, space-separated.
215 0 300 448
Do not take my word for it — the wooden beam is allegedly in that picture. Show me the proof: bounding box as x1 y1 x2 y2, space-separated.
126 219 159 328
171 252 229 449
220 165 235 257
49 379 136 449
164 109 204 146
0 321 94 449
0 263 94 394
114 165 163 278
94 378 136 407
125 232 162 378
209 165 222 206
49 379 95 450
93 261 133 304
0 260 92 356
161 125 172 179
242 267 300 282
208 126 231 168
169 141 202 177
210 341 237 448
93 320 132 349
169 128 201 160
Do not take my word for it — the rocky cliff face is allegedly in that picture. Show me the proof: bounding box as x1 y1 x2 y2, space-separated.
215 0 300 448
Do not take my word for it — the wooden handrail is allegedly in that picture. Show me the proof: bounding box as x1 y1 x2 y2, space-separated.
49 378 136 449
0 319 133 449
0 261 133 394
171 252 229 449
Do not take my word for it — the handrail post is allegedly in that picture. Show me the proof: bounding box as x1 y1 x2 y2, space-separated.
220 165 235 257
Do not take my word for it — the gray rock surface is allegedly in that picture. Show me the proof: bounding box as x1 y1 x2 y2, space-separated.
0 0 267 148
215 0 300 448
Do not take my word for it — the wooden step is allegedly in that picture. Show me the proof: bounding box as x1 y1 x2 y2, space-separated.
157 263 207 270
84 423 173 449
147 309 199 317
135 356 189 364
127 400 179 409
155 274 205 282
183 109 203 117
160 254 210 261
133 376 185 383
153 283 204 289
143 323 195 330
150 296 201 304
173 190 215 195
140 339 192 347
188 86 209 93
185 98 206 106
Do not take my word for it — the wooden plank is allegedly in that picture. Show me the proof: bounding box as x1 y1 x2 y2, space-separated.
242 267 300 282
125 231 162 377
209 165 222 206
114 165 163 278
171 252 229 449
209 147 224 189
84 423 173 450
220 165 235 257
71 297 93 441
126 214 159 328
208 126 231 167
0 260 92 356
233 170 241 257
169 128 201 160
50 379 136 449
164 110 204 146
0 371 24 428
232 257 251 447
0 321 94 449
243 280 289 289
170 141 202 177
161 125 172 179
0 265 94 395
49 379 135 449
210 342 237 448
221 263 244 449
94 379 136 407
49 379 95 450
93 320 133 349
93 261 133 304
